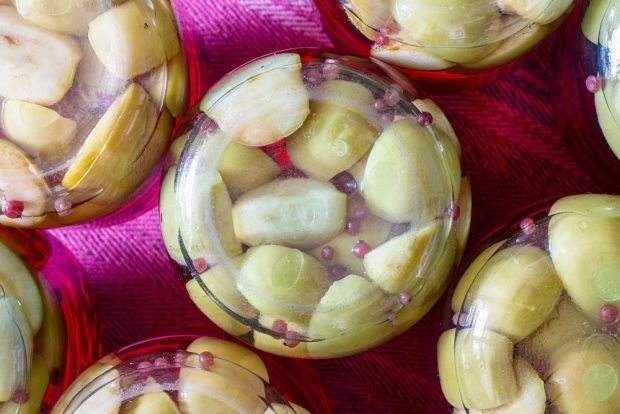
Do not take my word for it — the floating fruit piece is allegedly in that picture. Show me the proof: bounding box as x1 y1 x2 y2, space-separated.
453 329 518 410
287 80 378 181
200 53 310 146
169 134 189 166
451 241 503 313
160 166 183 263
582 0 610 43
548 210 620 322
412 99 460 157
2 99 76 162
217 141 280 200
178 356 266 414
0 354 49 414
437 329 464 409
238 245 329 324
0 297 32 403
232 178 346 250
549 194 620 218
165 52 188 117
14 0 110 36
391 0 500 48
497 0 573 25
361 119 447 223
33 278 65 376
186 336 268 381
517 298 598 366
0 241 43 333
454 177 471 264
346 0 392 32
363 221 440 295
265 402 312 414
124 378 180 414
151 0 181 59
461 24 552 71
0 140 49 227
462 244 562 341
88 0 166 80
595 90 620 158
186 257 257 337
428 42 499 65
0 7 82 105
370 42 455 71
547 336 620 414
253 330 310 358
62 83 158 205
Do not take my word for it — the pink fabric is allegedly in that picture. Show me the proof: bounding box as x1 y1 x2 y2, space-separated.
49 1 608 413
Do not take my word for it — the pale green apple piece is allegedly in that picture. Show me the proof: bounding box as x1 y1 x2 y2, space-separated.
124 378 180 414
437 329 464 409
426 42 500 65
0 297 32 403
582 0 611 43
549 194 620 218
160 166 184 264
346 0 392 33
0 354 48 414
15 0 110 36
33 277 65 376
169 134 190 166
497 0 573 25
264 402 312 414
370 42 455 71
412 98 461 157
306 320 396 358
483 357 545 414
454 177 472 264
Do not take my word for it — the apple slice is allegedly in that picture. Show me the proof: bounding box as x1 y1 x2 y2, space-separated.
0 297 32 403
2 99 76 162
582 0 611 43
124 378 180 414
363 221 440 295
186 336 268 381
412 98 461 157
595 90 620 159
454 177 471 264
238 245 329 324
549 194 620 217
33 278 65 376
14 0 110 36
265 402 311 414
0 354 49 414
200 53 309 146
151 0 181 59
88 1 166 80
370 42 455 71
437 329 464 409
232 178 346 250
346 0 392 34
462 244 562 341
361 119 448 223
165 52 188 117
497 0 573 25
217 141 281 200
483 357 545 414
287 80 378 181
0 241 43 333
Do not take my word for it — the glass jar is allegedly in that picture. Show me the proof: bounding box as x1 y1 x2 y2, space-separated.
160 49 471 358
51 335 331 413
554 0 620 193
438 193 620 413
0 227 101 413
313 0 575 90
0 0 190 228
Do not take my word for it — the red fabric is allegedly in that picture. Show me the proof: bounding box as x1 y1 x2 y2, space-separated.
48 1 609 413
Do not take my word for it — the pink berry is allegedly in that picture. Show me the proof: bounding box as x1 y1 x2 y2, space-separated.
444 205 461 221
387 311 396 322
353 206 369 220
380 112 395 123
174 353 186 365
54 197 72 216
12 390 28 404
416 112 433 127
284 330 300 348
321 246 334 261
374 98 387 112
199 351 214 370
3 200 24 219
154 357 167 367
389 222 410 238
138 361 152 370
600 304 619 324
519 218 536 235
321 62 340 80
331 172 357 195
192 257 208 273
328 264 347 280
272 319 288 334
586 75 601 93
305 68 322 85
352 240 371 259
379 25 392 36
383 89 400 106
603 324 618 336
346 218 361 235
399 292 412 305
374 33 389 46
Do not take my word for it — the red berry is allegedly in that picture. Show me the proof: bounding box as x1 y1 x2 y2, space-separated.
272 319 288 334
321 62 340 80
154 357 167 367
586 75 601 93
137 361 152 370
284 330 300 348
3 200 24 219
199 351 214 370
399 292 412 305
331 172 357 195
12 390 28 404
192 257 208 273
519 218 536 235
374 34 390 46
352 240 371 259
383 89 400 106
328 264 347 280
374 98 387 112
600 304 619 324
416 111 433 127
346 218 361 235
174 352 186 365
354 206 369 220
321 246 334 261
54 197 72 216
305 68 322 85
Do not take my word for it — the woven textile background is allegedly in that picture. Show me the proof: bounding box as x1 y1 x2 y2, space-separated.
49 1 605 413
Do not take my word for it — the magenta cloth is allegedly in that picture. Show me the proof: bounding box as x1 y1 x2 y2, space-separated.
49 1 605 413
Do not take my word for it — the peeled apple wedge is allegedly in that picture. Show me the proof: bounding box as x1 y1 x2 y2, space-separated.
217 141 281 200
497 0 573 25
453 329 518 410
483 357 545 414
363 221 440 295
51 360 121 414
287 80 378 181
165 52 188 117
160 166 183 263
437 329 464 409
0 242 43 333
549 194 620 218
151 0 181 59
200 53 310 146
0 297 32 403
232 178 347 250
178 357 266 414
595 90 620 158
124 379 180 414
2 99 76 162
238 245 329 324
370 42 455 71
0 140 49 227
33 278 65 376
88 0 166 80
361 119 447 223
0 6 82 105
548 211 620 322
62 83 158 206
346 0 392 32
14 0 110 36
582 0 610 43
412 99 460 157
169 134 189 165
186 336 268 381
265 402 311 414
462 244 562 341
0 354 49 414
454 177 471 264
547 336 620 414
517 298 598 365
